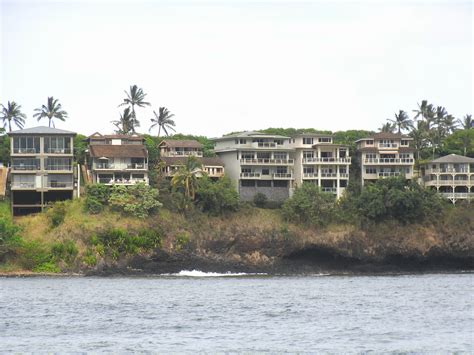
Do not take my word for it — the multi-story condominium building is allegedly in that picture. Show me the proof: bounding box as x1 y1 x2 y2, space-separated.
212 131 350 201
86 133 149 185
355 132 415 185
420 154 474 203
291 134 350 198
8 126 77 215
159 140 225 178
212 132 295 201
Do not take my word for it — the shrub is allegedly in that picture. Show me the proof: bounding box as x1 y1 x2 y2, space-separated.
175 232 190 251
33 261 60 273
47 201 68 227
17 240 52 270
85 184 110 214
108 183 162 218
51 240 78 264
195 176 239 215
0 214 23 262
253 193 268 208
281 183 336 227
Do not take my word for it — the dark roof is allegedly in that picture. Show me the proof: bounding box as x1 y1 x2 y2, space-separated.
8 126 76 136
160 140 203 148
89 145 147 158
429 154 474 164
161 156 224 167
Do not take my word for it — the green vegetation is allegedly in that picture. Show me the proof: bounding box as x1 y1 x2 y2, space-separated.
46 201 68 227
253 192 268 208
195 176 239 215
33 96 68 127
1 101 27 131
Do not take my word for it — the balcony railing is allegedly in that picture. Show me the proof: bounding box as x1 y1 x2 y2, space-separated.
11 182 36 189
98 178 148 185
364 158 414 164
251 142 279 149
378 172 401 177
169 151 203 157
430 168 470 174
303 173 318 179
46 165 73 171
13 148 39 154
425 179 470 186
320 172 337 178
339 173 349 178
240 158 294 165
12 164 39 171
127 163 146 169
47 181 73 188
240 172 261 178
95 163 147 170
321 187 337 193
378 143 398 148
302 157 351 164
440 192 474 199
45 148 72 154
273 173 293 179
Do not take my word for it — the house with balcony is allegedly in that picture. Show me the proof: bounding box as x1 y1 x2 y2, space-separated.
158 140 225 179
212 131 295 201
86 133 149 185
355 132 415 185
290 134 351 198
8 126 77 215
420 154 474 204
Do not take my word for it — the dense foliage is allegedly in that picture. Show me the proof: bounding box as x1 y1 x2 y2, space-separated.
195 176 239 215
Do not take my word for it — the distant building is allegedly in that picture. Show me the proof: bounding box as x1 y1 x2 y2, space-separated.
212 131 350 201
8 126 77 215
420 154 474 203
355 132 415 185
86 133 149 185
159 140 225 178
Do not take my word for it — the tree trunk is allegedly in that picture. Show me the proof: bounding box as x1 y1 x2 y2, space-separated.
158 125 161 138
8 120 11 132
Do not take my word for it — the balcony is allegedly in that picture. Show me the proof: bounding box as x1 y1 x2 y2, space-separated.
251 142 278 149
240 172 261 179
168 151 203 157
11 164 40 171
126 163 147 170
45 148 72 154
378 172 401 177
339 173 349 178
46 165 73 172
303 173 318 179
440 192 474 199
98 178 149 185
273 173 293 179
429 168 471 174
364 158 414 164
378 143 398 149
425 179 470 186
302 157 351 164
321 187 337 194
240 158 294 165
320 172 337 178
11 181 36 189
47 181 74 189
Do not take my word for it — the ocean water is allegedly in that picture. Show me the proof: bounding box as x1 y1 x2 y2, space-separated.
0 273 472 353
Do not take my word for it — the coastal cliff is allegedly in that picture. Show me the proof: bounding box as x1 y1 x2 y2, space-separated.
1 199 472 275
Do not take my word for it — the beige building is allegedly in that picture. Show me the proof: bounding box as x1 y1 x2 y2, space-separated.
420 154 474 203
159 140 225 178
212 131 350 201
356 132 415 185
8 126 77 215
86 133 149 185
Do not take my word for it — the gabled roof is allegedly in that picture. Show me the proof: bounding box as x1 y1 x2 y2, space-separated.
8 126 76 136
87 132 143 140
429 154 474 164
159 140 203 149
89 145 147 158
355 132 412 142
211 131 290 141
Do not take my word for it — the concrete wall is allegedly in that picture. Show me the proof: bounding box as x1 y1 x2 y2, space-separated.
239 185 290 202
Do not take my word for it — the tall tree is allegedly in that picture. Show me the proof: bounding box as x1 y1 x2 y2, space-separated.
389 110 412 134
458 114 473 130
112 107 137 134
409 121 428 160
413 100 435 122
149 107 176 137
380 122 395 133
443 114 458 134
171 156 203 200
119 85 150 124
0 101 27 131
33 97 68 127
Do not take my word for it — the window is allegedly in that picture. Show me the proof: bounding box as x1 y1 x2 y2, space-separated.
13 136 40 153
241 152 254 159
257 180 271 187
241 168 251 173
274 139 284 145
366 140 374 145
276 166 287 174
303 137 313 145
366 153 376 159
239 139 246 144
262 169 270 175
241 180 255 187
273 152 287 160
303 167 314 174
273 180 288 187
401 140 409 146
366 168 376 174
318 137 331 143
303 151 314 159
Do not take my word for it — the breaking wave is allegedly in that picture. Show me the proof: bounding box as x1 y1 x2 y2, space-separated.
164 270 267 277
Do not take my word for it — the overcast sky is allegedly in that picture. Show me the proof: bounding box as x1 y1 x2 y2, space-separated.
1 0 472 137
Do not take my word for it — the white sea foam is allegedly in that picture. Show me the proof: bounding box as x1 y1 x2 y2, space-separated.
165 270 266 277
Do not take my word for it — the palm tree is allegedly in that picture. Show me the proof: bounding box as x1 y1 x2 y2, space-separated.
149 107 176 137
458 114 473 130
112 107 137 134
413 100 435 122
380 122 395 133
409 121 428 160
443 114 458 134
171 156 203 200
389 110 412 134
33 97 68 127
119 85 150 122
0 101 27 131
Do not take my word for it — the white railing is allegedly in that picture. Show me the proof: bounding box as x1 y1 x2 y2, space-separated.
320 173 337 178
251 142 278 148
98 178 148 185
127 163 147 169
45 148 72 154
425 180 470 186
95 163 147 170
240 172 261 178
46 165 72 171
11 182 36 189
240 158 294 165
13 148 39 154
169 151 203 157
339 173 349 178
273 173 293 179
302 157 351 164
364 158 413 164
303 173 318 179
430 168 470 174
440 192 474 199
378 143 398 148
47 181 73 188
321 187 337 193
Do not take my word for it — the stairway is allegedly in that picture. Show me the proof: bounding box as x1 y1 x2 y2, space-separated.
0 167 8 200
